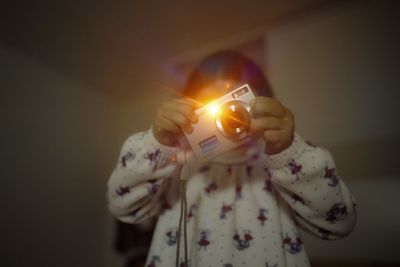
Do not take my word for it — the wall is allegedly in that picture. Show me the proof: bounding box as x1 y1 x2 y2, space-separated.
265 0 400 263
0 43 170 267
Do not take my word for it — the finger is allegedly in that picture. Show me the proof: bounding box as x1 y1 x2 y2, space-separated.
164 101 198 123
175 98 202 109
263 130 285 144
164 111 193 134
155 116 181 134
250 117 286 131
250 97 286 118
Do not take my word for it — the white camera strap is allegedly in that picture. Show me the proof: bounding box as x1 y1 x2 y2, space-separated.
176 150 189 267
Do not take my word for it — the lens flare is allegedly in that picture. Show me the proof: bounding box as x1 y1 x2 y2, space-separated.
208 104 220 116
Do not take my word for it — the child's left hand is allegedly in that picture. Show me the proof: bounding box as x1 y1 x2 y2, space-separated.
250 96 295 155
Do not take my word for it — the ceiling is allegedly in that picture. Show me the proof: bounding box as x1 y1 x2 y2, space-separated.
0 0 348 97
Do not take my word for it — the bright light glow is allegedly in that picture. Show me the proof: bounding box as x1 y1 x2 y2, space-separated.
208 104 220 116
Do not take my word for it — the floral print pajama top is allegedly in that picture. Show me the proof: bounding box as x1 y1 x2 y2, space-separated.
107 128 357 267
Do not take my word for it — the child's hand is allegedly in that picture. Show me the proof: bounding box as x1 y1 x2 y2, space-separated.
250 97 295 155
153 98 199 147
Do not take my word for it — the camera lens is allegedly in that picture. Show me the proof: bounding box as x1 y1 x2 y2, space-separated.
216 101 251 140
221 106 247 130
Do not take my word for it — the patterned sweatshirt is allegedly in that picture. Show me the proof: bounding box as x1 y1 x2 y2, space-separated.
107 128 357 267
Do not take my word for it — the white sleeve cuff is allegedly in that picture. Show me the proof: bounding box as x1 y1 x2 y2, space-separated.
143 126 179 164
264 132 307 170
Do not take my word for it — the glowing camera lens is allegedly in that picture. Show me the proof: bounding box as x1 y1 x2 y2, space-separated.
216 100 251 140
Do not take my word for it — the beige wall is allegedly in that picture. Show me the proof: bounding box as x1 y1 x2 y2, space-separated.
265 0 400 262
0 43 171 266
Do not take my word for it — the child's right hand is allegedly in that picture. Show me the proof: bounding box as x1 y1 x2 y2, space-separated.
153 98 199 147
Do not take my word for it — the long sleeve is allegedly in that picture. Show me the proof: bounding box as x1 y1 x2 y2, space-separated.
264 133 357 240
107 128 179 224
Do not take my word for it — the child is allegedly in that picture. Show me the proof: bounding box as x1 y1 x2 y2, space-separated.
107 51 357 267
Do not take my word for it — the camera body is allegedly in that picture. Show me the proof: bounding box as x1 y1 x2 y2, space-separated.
184 84 256 162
